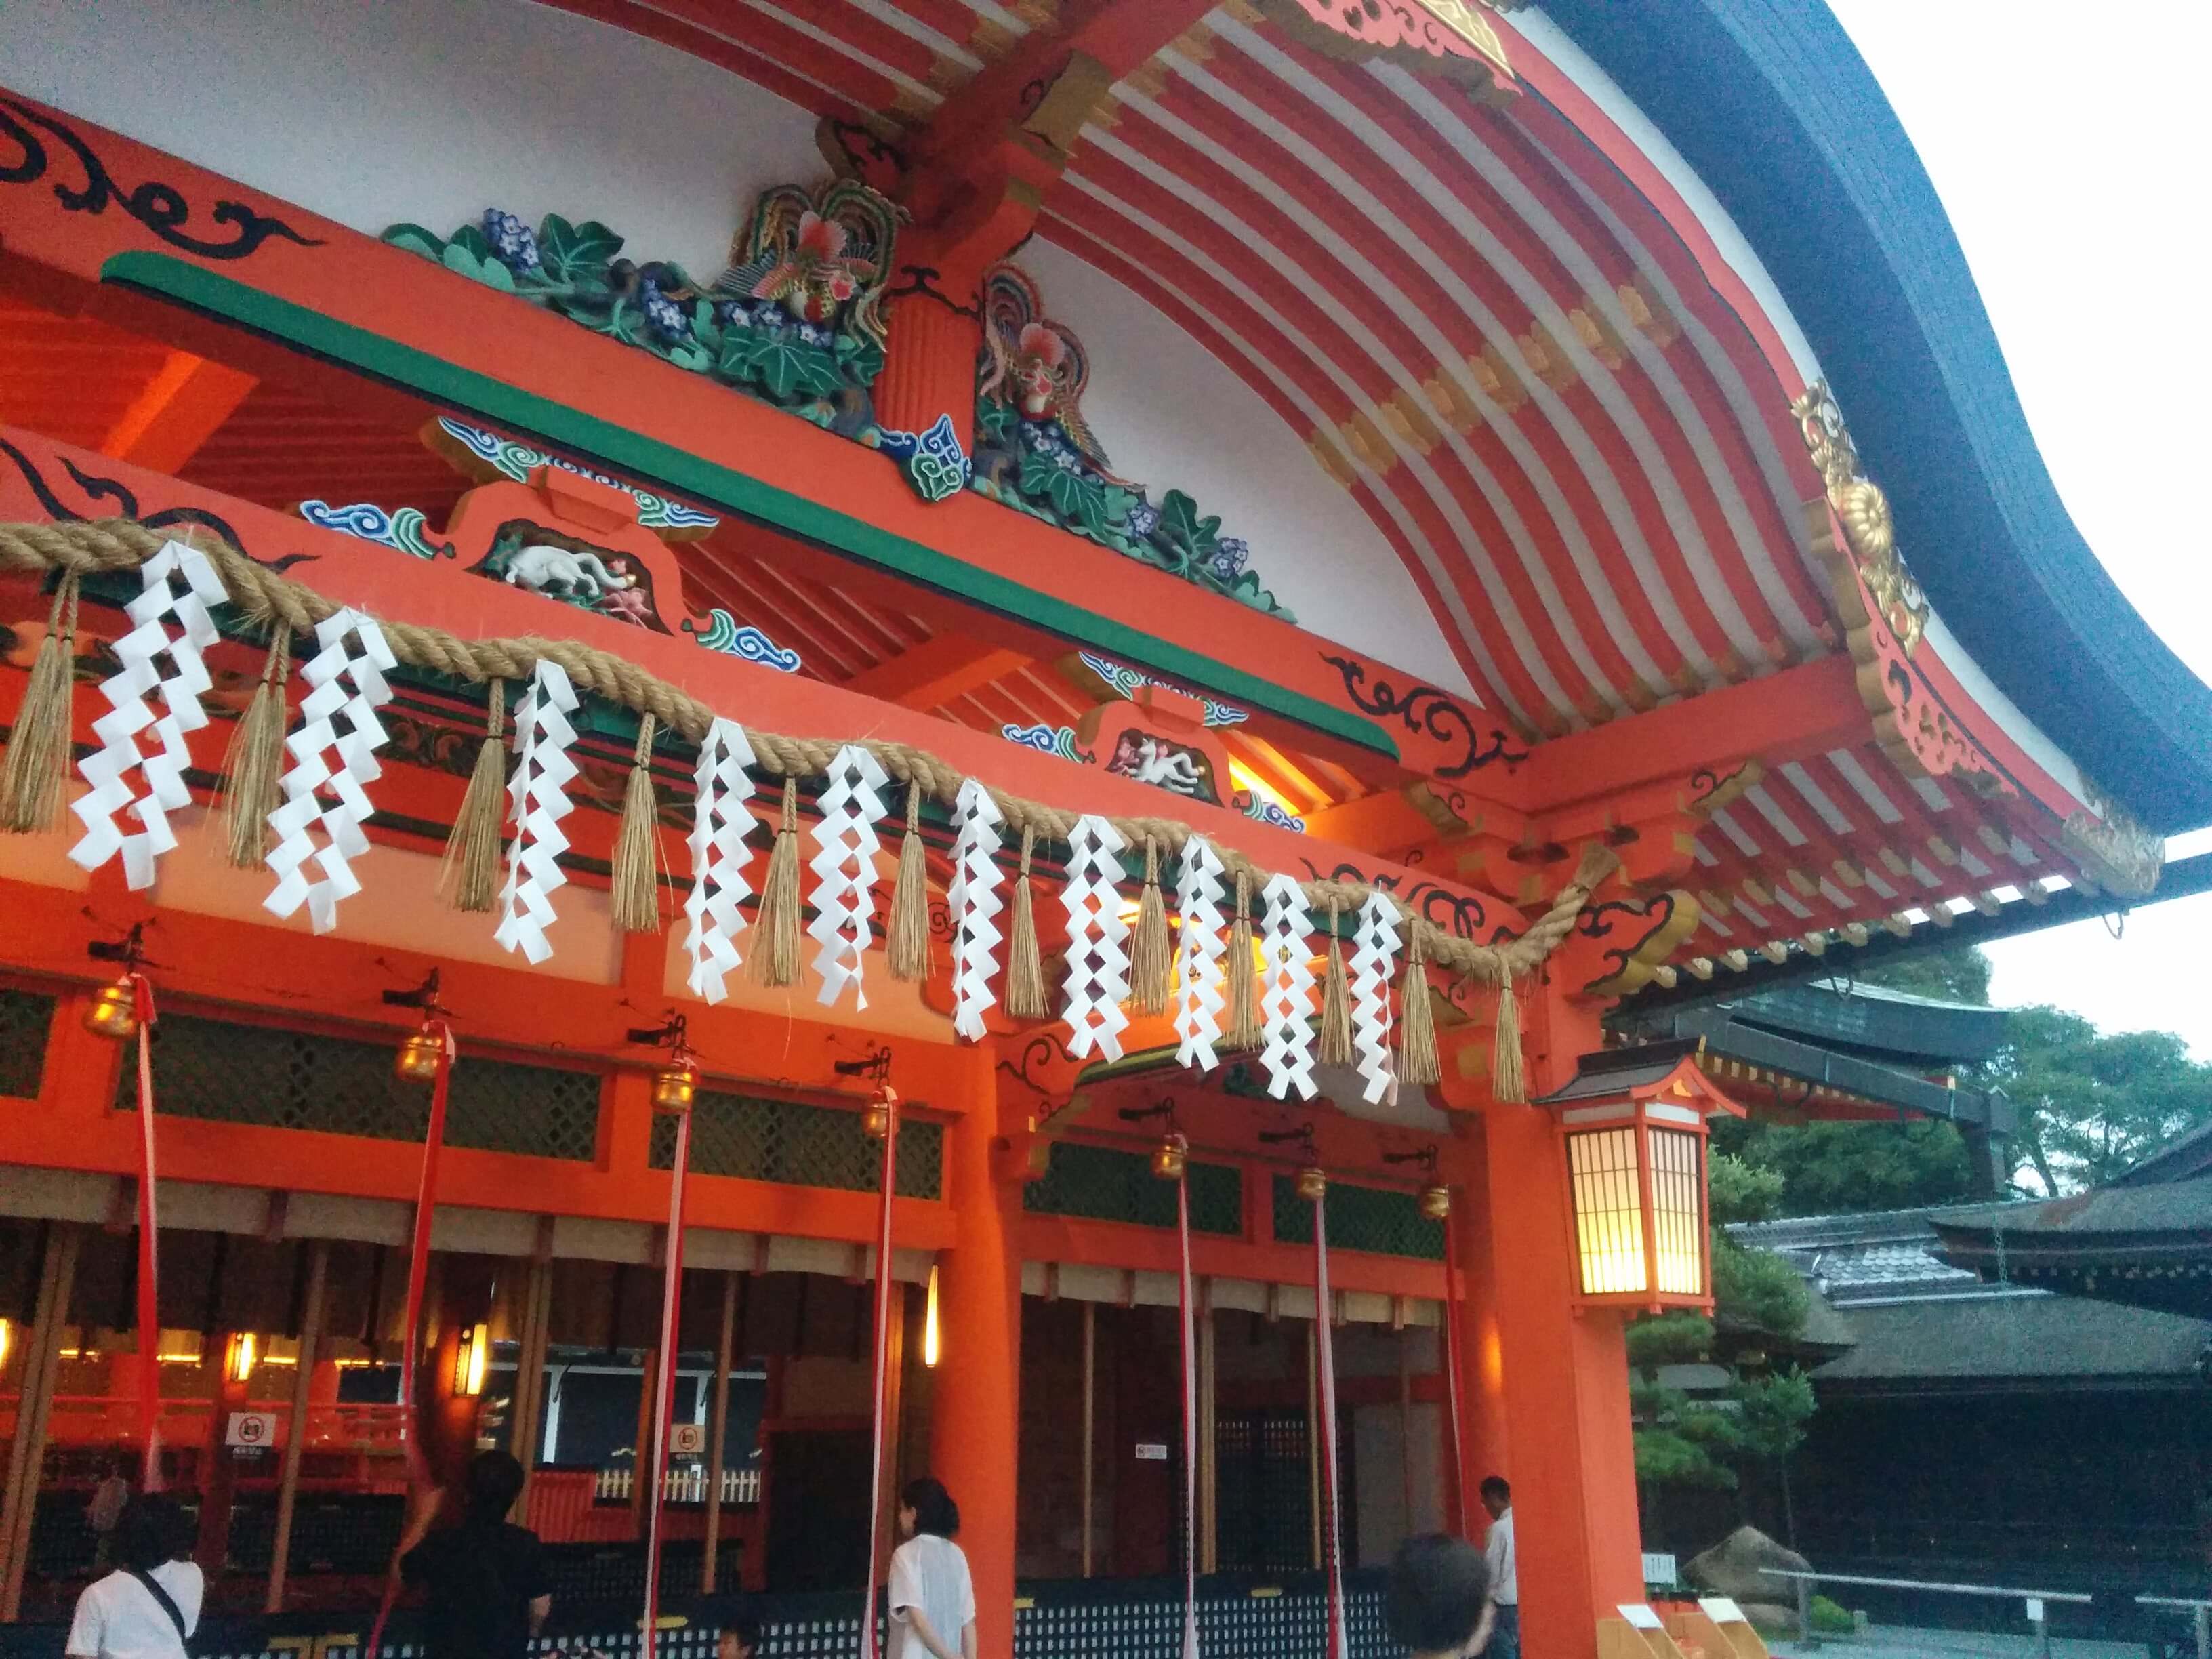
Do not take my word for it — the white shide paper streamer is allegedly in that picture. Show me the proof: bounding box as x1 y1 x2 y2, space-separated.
1258 872 1318 1100
493 660 581 966
262 608 395 934
1351 893 1402 1104
808 744 889 1008
1173 835 1229 1071
1061 813 1131 1061
946 779 1005 1041
683 718 758 1004
68 539 226 889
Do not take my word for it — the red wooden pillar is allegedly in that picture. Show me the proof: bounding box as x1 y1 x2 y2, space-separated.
873 245 984 459
927 1044 1020 1654
1483 979 1643 1658
1439 1125 1507 1538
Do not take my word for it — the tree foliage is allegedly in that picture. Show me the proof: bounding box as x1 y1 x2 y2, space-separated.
1985 1006 2212 1192
1711 1115 1978 1216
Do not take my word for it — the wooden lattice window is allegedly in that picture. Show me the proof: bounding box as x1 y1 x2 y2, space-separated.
1271 1175 1445 1261
1023 1141 1244 1235
118 1012 601 1162
651 1090 943 1200
0 986 56 1098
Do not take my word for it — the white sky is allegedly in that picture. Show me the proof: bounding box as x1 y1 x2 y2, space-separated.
1822 1 2212 1054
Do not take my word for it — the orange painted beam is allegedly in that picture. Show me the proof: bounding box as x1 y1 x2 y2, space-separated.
1515 657 1869 814
837 631 1030 710
98 349 255 473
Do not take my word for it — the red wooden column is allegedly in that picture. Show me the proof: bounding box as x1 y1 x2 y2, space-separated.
927 1043 1021 1653
1439 1124 1507 1536
1483 980 1643 1657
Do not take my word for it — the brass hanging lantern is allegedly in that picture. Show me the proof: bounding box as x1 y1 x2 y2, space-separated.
1151 1133 1188 1181
394 1027 443 1083
83 977 138 1040
652 1059 697 1113
1295 1165 1327 1204
1420 1184 1452 1222
862 1083 898 1141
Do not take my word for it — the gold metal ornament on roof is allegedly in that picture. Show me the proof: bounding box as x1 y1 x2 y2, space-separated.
1790 380 1929 655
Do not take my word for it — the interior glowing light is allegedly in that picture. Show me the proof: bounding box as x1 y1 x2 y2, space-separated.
453 1324 489 1397
922 1265 941 1369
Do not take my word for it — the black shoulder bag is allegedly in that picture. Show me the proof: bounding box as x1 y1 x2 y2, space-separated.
125 1566 194 1658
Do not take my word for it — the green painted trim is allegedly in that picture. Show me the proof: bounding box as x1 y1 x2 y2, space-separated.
102 251 1397 761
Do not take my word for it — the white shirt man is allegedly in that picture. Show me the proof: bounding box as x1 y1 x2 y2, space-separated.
1481 1477 1519 1659
66 1559 202 1659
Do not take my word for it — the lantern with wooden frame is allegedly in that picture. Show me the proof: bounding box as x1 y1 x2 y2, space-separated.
1531 1039 1745 1313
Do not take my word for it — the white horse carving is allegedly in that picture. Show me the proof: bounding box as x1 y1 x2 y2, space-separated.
504 543 636 598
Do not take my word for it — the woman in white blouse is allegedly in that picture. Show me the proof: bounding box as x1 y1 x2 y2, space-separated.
887 1477 977 1659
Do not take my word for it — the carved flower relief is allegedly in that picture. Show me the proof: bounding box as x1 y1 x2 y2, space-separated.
749 211 865 324
482 209 541 275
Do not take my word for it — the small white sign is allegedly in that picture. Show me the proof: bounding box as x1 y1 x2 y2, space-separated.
1700 1598 1747 1625
2025 1598 2045 1624
1643 1552 1679 1586
670 1423 705 1456
226 1411 277 1448
1134 1442 1169 1461
1618 1605 1664 1631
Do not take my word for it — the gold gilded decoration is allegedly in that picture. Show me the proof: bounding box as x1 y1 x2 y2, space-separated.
1256 0 1514 92
2062 775 2163 897
1790 380 1929 655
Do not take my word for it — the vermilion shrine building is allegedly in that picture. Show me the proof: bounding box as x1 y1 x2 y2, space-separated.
1 3 2208 1658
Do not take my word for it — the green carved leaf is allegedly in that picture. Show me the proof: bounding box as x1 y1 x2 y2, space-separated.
1017 454 1132 541
382 224 447 261
718 330 846 403
1153 489 1222 577
537 214 623 282
666 340 713 373
440 226 515 291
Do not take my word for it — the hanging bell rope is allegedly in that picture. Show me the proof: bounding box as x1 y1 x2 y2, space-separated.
0 517 1618 1038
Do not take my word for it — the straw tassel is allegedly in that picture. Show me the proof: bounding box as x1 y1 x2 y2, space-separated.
213 630 292 869
1129 836 1171 1016
887 780 930 982
1491 965 1525 1104
1396 920 1439 1087
0 571 81 834
1225 868 1258 1050
1319 899 1353 1067
751 775 802 987
609 713 662 933
1006 823 1047 1020
440 680 508 913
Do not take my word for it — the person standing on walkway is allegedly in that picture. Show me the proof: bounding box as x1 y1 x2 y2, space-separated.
397 1450 553 1659
85 1460 131 1574
887 1477 977 1659
64 1495 201 1659
1480 1475 1519 1659
1385 1533 1496 1658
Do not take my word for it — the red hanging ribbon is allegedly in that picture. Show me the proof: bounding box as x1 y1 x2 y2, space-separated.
1439 1198 1470 1538
641 1105 693 1659
129 974 162 1493
1175 1165 1200 1659
365 1021 454 1659
1312 1193 1346 1659
860 1097 899 1659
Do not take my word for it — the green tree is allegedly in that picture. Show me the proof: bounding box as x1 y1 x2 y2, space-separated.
1629 1153 1815 1494
1710 1115 1977 1216
1859 945 1994 1005
1986 1007 2212 1191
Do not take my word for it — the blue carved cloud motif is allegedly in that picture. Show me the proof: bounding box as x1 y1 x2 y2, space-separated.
880 413 972 504
1075 651 1248 729
1001 722 1088 764
687 609 802 674
434 417 720 532
297 499 448 560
